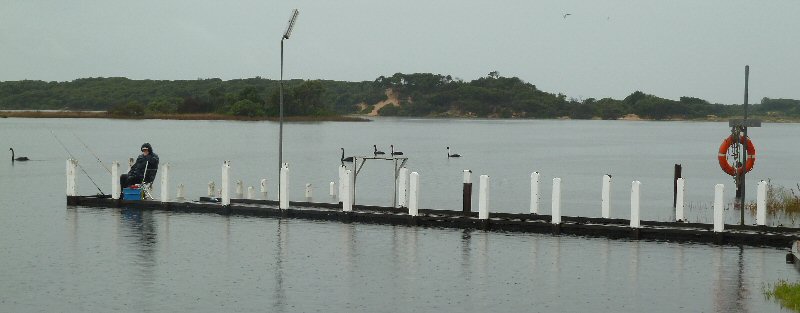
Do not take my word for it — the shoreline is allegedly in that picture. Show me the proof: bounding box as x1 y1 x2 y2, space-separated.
1 110 798 123
0 111 371 122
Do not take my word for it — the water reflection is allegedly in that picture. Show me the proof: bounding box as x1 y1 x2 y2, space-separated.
713 246 749 313
528 233 540 271
675 243 685 285
628 240 640 289
600 239 610 277
461 229 472 284
66 207 79 253
56 207 785 312
476 230 489 276
272 218 288 313
117 208 158 288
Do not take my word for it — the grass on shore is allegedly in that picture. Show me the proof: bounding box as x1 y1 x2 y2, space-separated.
765 280 800 312
0 111 370 122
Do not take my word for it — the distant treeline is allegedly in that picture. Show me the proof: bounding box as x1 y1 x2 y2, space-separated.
1 73 798 120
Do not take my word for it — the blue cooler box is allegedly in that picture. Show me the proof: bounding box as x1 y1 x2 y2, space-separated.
123 188 143 200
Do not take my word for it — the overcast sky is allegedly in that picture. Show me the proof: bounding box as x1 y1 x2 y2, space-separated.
2 0 798 104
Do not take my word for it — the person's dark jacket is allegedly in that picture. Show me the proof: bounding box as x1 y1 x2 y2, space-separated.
128 143 159 183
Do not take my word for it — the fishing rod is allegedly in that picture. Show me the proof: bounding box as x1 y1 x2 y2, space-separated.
71 132 111 174
50 130 106 196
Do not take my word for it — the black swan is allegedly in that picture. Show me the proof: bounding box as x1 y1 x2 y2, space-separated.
447 146 461 158
390 145 403 156
341 148 354 163
9 148 29 161
373 145 385 156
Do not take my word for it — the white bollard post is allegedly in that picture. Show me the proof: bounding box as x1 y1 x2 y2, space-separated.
111 161 120 199
247 186 255 200
676 178 686 222
208 181 215 197
478 175 490 219
235 180 243 199
409 172 420 216
160 163 170 202
221 161 230 206
630 181 641 228
551 178 561 224
714 184 724 232
66 159 78 196
338 165 346 202
260 179 268 200
398 167 409 208
305 183 312 199
280 165 289 209
176 183 185 201
530 172 540 214
71 158 79 196
601 174 611 218
329 182 336 197
348 167 355 207
342 170 353 212
757 180 767 226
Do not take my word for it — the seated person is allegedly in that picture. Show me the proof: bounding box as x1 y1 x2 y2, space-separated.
119 143 159 191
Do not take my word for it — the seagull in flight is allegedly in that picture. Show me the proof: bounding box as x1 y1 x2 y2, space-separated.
563 13 572 19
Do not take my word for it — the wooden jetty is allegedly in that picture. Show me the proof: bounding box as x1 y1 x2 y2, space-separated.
67 195 800 248
64 158 799 249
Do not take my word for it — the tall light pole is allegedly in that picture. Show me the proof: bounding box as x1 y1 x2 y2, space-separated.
279 9 299 204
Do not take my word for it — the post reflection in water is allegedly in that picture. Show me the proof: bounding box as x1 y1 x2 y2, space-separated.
675 243 685 286
528 233 540 271
552 236 562 292
342 223 357 273
118 208 158 287
66 207 79 253
223 215 231 258
272 218 288 313
628 240 640 291
713 246 750 313
600 239 610 277
476 230 489 276
460 229 473 283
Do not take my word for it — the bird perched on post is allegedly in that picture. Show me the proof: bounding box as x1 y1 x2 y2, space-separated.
340 148 354 163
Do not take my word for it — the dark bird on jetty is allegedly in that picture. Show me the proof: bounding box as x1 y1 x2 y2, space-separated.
373 145 385 156
390 145 403 156
341 148 354 163
9 148 29 161
447 147 461 158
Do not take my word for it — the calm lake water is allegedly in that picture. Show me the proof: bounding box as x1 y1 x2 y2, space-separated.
2 117 799 312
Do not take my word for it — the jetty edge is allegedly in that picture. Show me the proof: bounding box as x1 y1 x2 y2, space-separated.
67 195 800 248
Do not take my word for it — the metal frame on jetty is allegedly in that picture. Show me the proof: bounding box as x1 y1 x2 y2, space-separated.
64 159 800 248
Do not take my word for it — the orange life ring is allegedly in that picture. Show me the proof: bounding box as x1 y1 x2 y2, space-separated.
717 134 756 176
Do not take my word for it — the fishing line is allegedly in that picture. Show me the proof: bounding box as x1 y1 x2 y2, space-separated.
49 130 106 196
71 132 111 174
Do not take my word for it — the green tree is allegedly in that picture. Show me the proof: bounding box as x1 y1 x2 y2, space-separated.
147 97 180 114
109 101 145 116
228 99 265 117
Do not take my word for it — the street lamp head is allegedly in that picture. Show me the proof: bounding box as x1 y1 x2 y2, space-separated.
283 9 299 39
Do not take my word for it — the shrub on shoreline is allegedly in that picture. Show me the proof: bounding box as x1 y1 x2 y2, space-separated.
764 280 800 312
